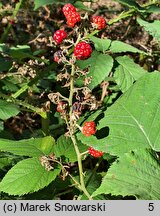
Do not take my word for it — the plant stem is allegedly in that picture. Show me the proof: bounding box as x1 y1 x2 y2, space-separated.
41 112 50 136
108 9 135 25
85 10 135 39
67 56 91 199
0 0 23 43
53 159 82 191
71 136 92 199
55 188 74 197
68 62 75 117
86 157 103 188
80 150 89 157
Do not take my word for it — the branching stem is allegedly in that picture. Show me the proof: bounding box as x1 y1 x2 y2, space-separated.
67 39 92 199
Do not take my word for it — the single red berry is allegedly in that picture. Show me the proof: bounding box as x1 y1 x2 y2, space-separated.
53 50 63 63
62 3 76 16
66 11 81 27
91 16 106 30
88 146 104 158
53 29 67 44
57 102 67 113
74 42 92 60
82 121 96 136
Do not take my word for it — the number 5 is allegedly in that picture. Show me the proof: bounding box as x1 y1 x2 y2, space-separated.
148 203 154 211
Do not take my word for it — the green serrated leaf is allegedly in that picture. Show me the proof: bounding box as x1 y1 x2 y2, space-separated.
0 58 12 71
146 5 160 13
115 0 144 11
34 0 60 10
0 136 55 157
77 51 113 89
25 177 71 200
90 36 111 52
0 100 19 120
77 72 160 155
9 45 33 60
1 79 19 92
74 1 93 11
137 18 160 42
114 56 146 92
79 171 106 200
0 158 61 195
92 149 160 199
110 40 145 54
53 135 87 162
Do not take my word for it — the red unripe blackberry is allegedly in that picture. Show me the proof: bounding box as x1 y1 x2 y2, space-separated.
88 146 104 158
82 121 96 136
53 50 63 63
57 101 67 113
74 42 92 60
91 16 106 30
62 3 76 16
53 29 67 44
66 11 81 27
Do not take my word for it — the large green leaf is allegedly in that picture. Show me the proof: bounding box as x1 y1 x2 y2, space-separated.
77 72 160 155
0 136 55 157
92 149 160 199
114 56 146 92
0 158 61 195
77 51 113 89
110 40 145 54
91 36 146 54
137 18 160 42
90 36 111 52
53 135 87 162
0 100 19 120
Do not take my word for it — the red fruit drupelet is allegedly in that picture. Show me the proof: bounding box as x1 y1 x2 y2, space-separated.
91 16 106 30
74 42 92 60
82 121 96 136
88 146 104 158
53 29 67 44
